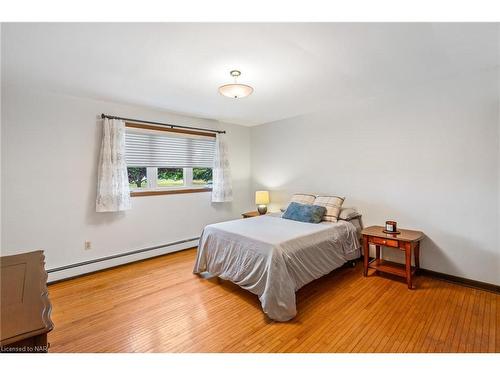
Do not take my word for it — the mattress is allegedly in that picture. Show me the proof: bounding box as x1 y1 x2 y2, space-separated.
193 214 360 321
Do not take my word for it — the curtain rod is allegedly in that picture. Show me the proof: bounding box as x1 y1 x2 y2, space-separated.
100 114 226 134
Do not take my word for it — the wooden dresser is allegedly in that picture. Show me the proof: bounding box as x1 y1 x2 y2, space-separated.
0 251 54 352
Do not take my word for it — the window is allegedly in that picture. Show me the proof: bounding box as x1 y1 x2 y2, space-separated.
193 167 213 186
128 167 147 190
157 168 184 187
125 124 215 196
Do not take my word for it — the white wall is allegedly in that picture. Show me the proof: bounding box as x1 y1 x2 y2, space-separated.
1 86 253 281
0 26 2 250
2 70 499 286
251 69 500 285
498 64 500 284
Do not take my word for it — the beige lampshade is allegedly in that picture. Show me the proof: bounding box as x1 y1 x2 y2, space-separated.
255 191 270 205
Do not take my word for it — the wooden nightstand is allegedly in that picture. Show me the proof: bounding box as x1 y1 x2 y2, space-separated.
241 211 262 218
362 226 424 289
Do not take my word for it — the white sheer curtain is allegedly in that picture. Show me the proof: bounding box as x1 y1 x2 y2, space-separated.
96 118 131 212
212 133 233 202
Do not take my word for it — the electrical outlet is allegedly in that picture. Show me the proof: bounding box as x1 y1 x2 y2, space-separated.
84 241 92 250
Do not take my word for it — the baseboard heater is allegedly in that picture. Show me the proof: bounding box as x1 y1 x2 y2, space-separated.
47 237 200 273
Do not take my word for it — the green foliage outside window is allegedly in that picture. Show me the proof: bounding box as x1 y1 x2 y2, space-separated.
157 168 184 187
158 168 183 181
128 167 147 188
193 168 212 183
128 167 212 188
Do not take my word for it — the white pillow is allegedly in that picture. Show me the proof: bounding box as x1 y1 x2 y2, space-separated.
313 195 345 222
339 207 361 221
289 193 316 205
281 193 317 213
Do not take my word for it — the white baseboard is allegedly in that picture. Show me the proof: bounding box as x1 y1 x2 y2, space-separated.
47 239 199 283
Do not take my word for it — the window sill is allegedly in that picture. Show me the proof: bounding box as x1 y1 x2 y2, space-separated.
130 187 212 197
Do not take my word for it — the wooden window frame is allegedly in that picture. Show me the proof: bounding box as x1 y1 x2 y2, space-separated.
126 122 214 197
131 187 212 197
125 122 216 138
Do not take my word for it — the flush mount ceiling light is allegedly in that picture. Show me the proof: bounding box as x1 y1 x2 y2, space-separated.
218 70 254 99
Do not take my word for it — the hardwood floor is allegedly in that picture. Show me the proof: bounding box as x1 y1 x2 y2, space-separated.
47 248 500 353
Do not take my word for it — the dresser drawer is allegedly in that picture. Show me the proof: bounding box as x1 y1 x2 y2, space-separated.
369 236 399 248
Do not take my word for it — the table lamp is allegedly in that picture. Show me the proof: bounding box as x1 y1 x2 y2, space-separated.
255 191 270 215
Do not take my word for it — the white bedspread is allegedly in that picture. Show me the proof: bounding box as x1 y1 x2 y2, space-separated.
193 215 360 321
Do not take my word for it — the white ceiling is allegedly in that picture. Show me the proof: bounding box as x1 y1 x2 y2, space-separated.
2 23 499 126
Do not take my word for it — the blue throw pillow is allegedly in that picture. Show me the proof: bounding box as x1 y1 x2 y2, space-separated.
282 202 326 224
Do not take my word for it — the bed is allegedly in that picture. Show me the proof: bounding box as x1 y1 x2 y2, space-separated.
193 213 361 321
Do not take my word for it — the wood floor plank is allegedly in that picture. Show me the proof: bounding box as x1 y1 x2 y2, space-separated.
495 294 500 352
450 288 473 352
390 277 436 352
479 291 491 352
47 248 499 353
377 277 429 352
473 290 486 352
458 289 476 352
347 278 408 352
420 280 454 352
439 283 467 352
356 281 412 352
432 283 460 352
487 292 495 352
316 277 391 352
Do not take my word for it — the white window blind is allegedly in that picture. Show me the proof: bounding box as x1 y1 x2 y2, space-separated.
125 128 215 168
